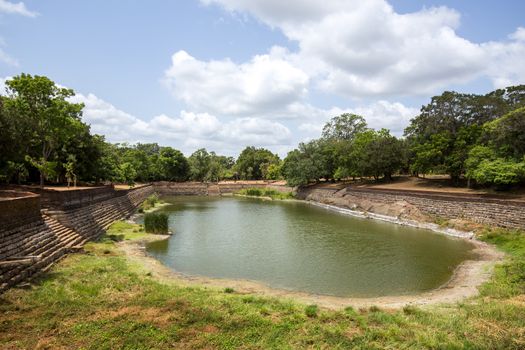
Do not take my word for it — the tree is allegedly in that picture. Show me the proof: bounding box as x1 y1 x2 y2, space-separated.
118 162 137 186
235 147 280 180
188 148 211 182
282 140 330 186
483 107 525 159
4 74 85 186
158 147 189 181
404 86 525 182
322 113 368 141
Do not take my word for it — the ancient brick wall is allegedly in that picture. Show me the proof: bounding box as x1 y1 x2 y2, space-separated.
0 184 154 292
0 191 42 232
154 181 293 195
154 182 208 195
298 186 525 229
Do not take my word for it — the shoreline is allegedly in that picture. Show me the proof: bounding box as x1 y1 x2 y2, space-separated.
306 200 475 239
119 197 504 309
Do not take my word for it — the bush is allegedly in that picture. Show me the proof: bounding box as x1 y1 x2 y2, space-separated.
239 188 294 200
245 188 263 196
140 194 160 211
305 304 318 318
144 212 169 234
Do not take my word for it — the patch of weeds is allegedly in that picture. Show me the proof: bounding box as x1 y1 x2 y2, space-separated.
224 287 234 294
369 305 381 313
305 304 318 318
402 305 419 315
144 212 169 234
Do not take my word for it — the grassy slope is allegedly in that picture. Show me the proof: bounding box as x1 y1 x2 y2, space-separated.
1 223 525 349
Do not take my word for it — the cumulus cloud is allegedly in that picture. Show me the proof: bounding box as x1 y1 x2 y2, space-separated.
69 93 153 142
69 92 292 155
482 28 525 88
297 101 418 139
163 47 308 117
0 0 37 17
202 0 525 97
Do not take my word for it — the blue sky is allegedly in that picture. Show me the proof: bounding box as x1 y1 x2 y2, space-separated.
1 0 524 156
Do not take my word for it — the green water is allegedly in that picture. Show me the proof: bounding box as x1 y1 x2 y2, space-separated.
145 196 476 297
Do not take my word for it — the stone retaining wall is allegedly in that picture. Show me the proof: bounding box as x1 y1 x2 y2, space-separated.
297 186 525 229
154 181 293 196
0 191 42 232
0 184 154 292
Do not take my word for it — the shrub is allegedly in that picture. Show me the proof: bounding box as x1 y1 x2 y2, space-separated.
239 188 294 200
245 188 263 196
140 194 160 211
305 304 318 318
224 287 235 294
144 212 169 234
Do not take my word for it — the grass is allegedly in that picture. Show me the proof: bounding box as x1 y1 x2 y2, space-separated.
1 222 525 349
143 212 169 234
138 194 161 213
237 187 294 200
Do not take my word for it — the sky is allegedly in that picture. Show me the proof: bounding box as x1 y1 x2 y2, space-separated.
0 0 524 157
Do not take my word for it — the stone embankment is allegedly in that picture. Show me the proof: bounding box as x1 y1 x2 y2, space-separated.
297 185 525 229
0 184 153 292
153 181 291 196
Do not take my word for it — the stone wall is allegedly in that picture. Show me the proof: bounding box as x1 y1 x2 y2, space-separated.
0 184 154 292
0 191 42 232
297 186 525 229
154 182 208 195
154 181 293 196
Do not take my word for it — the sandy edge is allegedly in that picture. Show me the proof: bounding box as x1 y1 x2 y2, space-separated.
118 227 503 311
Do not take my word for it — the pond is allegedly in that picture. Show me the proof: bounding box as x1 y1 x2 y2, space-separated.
145 196 476 298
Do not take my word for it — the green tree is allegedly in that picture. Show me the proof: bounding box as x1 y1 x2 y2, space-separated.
158 147 189 181
235 147 280 180
356 129 404 180
282 140 330 186
4 74 85 186
118 162 137 186
188 148 211 182
321 113 368 141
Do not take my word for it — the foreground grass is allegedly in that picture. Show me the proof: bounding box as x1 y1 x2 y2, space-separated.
1 223 525 349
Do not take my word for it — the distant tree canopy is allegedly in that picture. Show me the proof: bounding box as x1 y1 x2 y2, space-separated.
405 86 525 186
235 146 280 180
282 85 525 188
1 74 524 189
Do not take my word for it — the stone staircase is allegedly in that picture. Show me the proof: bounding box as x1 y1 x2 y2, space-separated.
0 185 153 292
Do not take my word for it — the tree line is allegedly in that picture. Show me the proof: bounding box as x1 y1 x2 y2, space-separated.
0 74 281 186
282 86 525 188
1 74 524 189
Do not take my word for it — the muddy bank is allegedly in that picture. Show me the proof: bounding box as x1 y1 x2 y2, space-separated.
118 233 502 310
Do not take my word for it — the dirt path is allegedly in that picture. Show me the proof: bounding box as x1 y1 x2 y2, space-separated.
118 233 503 310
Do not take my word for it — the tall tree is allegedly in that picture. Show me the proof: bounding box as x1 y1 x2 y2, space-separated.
235 147 280 180
4 74 84 186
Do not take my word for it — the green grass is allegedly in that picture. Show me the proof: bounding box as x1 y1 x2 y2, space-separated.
1 222 525 349
237 187 294 200
138 194 161 213
143 212 169 234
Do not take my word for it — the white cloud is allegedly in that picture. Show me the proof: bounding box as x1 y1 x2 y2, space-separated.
482 28 525 88
163 47 308 117
69 92 292 155
297 101 418 139
0 0 37 17
69 93 153 143
203 0 525 97
0 47 18 66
